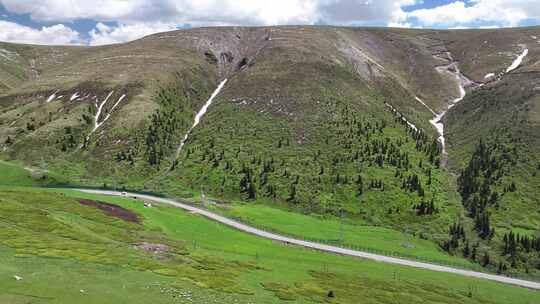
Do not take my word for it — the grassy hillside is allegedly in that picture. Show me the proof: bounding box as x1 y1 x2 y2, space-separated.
1 26 540 279
212 202 471 266
0 187 538 303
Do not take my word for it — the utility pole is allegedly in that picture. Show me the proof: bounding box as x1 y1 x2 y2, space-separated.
200 186 205 206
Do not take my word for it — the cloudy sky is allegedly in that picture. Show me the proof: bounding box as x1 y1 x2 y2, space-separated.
0 0 539 46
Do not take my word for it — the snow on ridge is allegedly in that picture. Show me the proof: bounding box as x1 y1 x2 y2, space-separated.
506 48 528 73
385 103 418 132
0 48 19 61
435 83 466 154
70 92 80 101
81 91 116 147
93 91 114 132
102 94 126 122
175 79 228 158
429 112 446 152
414 96 436 115
449 84 466 109
484 73 495 79
425 58 467 158
46 90 59 103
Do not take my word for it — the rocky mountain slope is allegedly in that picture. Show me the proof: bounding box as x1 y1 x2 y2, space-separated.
1 26 539 277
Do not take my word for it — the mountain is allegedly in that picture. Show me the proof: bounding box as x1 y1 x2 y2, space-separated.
1 25 539 277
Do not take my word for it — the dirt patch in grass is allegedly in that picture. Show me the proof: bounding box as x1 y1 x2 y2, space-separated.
133 242 169 254
77 199 140 223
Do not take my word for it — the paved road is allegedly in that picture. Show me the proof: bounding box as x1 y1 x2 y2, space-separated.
78 189 540 290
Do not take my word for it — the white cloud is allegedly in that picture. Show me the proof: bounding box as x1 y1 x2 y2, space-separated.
320 0 419 24
0 0 539 46
172 0 320 26
89 22 178 45
408 0 537 27
0 0 319 25
388 22 412 28
0 0 174 22
0 0 417 26
0 0 423 46
479 25 501 29
0 20 81 45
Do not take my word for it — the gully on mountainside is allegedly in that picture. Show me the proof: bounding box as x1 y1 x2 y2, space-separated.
419 45 528 166
81 92 126 148
173 79 228 161
419 51 471 167
483 47 529 82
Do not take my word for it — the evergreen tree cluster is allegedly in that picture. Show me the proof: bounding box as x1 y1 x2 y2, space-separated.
400 173 425 197
145 86 189 166
457 140 515 238
387 103 441 167
503 232 540 255
414 198 437 215
145 74 211 167
474 212 494 239
114 150 135 165
169 95 443 222
57 126 78 152
454 137 540 274
442 223 466 253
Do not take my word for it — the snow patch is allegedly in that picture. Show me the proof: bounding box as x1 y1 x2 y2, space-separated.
427 82 465 159
0 48 19 61
484 73 495 79
414 96 436 115
425 51 468 161
82 91 116 146
506 48 528 73
174 79 228 158
429 112 446 152
102 94 125 122
449 84 466 109
92 91 114 132
385 103 418 132
70 92 80 101
46 90 59 103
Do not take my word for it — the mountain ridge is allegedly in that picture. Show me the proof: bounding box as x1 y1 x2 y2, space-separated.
1 25 539 278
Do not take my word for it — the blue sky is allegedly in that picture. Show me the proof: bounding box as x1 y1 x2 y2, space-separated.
0 0 539 45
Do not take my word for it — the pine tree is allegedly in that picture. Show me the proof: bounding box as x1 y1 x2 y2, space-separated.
463 241 470 257
482 252 490 267
471 245 477 261
287 183 296 202
356 175 364 197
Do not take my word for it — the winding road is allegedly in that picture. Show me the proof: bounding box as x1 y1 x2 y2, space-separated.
78 189 540 290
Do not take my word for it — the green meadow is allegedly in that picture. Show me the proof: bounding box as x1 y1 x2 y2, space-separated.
214 202 473 266
0 184 537 303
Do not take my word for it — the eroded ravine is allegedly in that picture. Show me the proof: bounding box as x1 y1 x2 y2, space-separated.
173 79 228 161
81 91 126 148
422 44 528 167
427 51 472 166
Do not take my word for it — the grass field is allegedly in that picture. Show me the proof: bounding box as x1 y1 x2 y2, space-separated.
0 186 538 303
0 160 36 186
0 246 236 304
213 202 472 266
0 160 67 187
0 152 470 267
